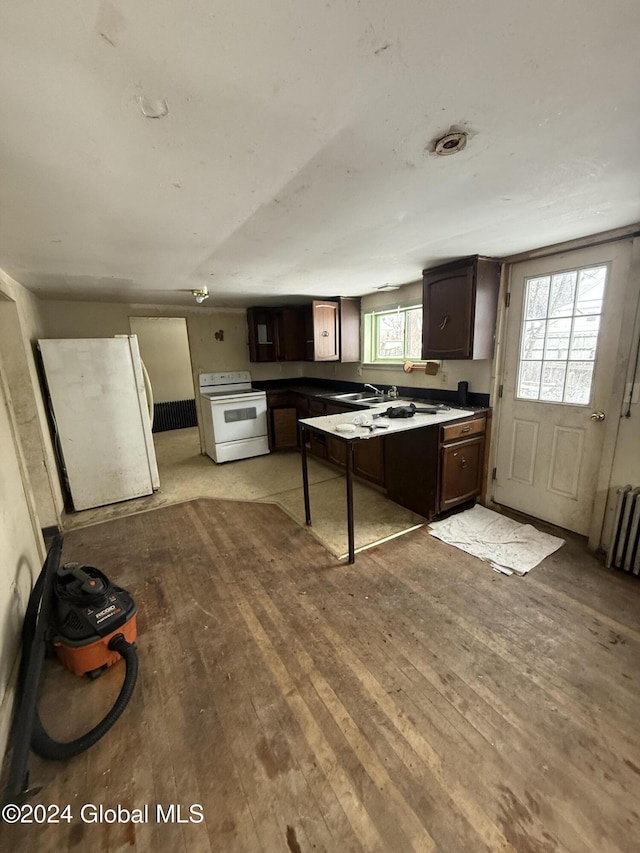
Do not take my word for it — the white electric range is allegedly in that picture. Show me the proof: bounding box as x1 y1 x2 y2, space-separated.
199 371 269 463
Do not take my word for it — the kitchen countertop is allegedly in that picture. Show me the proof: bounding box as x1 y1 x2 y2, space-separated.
299 400 482 441
256 380 491 410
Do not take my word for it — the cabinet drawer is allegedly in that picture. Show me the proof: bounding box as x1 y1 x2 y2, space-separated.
441 417 486 443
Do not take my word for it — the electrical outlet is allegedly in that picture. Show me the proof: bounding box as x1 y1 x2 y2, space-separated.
440 371 448 383
357 366 363 376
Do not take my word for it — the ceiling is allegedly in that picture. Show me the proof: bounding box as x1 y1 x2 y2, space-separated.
1 1 639 308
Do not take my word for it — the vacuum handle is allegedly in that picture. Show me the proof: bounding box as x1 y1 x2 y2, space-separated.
58 562 106 594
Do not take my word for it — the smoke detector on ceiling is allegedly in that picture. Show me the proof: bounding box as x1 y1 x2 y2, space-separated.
433 131 468 156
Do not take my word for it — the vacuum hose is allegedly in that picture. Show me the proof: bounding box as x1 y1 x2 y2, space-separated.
30 633 138 761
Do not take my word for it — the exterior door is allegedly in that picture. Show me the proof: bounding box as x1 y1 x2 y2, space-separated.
493 242 631 535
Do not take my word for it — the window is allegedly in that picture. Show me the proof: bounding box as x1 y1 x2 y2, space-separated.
364 305 423 364
516 264 607 404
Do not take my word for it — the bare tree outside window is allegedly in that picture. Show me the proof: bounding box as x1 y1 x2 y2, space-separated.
369 306 423 363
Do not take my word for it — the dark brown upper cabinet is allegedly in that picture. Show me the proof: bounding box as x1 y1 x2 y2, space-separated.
338 296 361 362
247 307 277 362
274 306 305 361
422 256 501 360
247 306 305 362
248 297 361 363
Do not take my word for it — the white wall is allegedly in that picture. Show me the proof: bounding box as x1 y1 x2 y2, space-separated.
129 317 194 403
0 271 64 528
600 238 640 547
0 347 44 761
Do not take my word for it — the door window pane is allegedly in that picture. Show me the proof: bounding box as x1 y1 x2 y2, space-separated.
548 272 577 317
517 361 542 399
564 362 594 405
521 321 546 360
524 277 550 319
544 318 571 360
516 264 606 404
576 267 606 315
570 316 600 359
540 362 567 402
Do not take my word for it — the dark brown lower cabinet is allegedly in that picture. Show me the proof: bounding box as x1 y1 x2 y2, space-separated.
273 386 489 519
326 435 347 467
270 407 298 450
353 439 384 485
385 415 487 519
384 426 440 519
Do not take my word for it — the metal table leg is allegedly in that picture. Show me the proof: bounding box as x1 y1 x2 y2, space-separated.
346 442 355 564
300 424 311 525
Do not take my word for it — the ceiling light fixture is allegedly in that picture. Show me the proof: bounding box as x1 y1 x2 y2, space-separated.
376 284 401 292
433 131 468 156
191 287 209 304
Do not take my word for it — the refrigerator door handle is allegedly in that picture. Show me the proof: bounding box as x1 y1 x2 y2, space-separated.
141 359 154 427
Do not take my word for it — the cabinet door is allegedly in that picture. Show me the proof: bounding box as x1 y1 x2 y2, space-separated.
247 308 277 362
440 435 484 510
270 407 298 449
384 426 440 519
422 256 500 360
354 439 385 485
339 297 361 362
422 263 474 359
275 306 305 361
327 436 347 467
311 301 339 361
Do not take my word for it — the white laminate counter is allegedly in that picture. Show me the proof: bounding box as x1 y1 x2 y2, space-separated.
299 401 481 441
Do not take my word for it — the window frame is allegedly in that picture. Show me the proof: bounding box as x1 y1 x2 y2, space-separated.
362 304 425 366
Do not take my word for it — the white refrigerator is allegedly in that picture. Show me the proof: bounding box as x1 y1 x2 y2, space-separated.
39 336 160 511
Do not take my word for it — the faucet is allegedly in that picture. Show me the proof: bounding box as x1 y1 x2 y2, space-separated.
364 383 383 396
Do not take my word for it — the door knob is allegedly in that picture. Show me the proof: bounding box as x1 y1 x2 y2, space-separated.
590 411 605 421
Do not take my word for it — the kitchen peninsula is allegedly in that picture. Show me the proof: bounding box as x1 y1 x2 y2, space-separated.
299 399 490 563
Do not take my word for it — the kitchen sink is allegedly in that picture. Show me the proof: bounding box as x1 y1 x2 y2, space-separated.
331 391 394 403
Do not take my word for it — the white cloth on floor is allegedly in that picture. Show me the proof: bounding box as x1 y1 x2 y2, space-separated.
428 504 564 575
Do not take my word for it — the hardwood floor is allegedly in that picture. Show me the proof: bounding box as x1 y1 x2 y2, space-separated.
3 498 640 852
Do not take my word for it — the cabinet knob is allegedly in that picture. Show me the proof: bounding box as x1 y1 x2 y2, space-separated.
460 457 468 468
321 330 329 337
439 314 450 330
461 426 471 433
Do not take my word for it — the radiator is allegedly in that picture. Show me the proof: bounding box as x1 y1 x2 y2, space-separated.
152 398 197 433
606 485 640 574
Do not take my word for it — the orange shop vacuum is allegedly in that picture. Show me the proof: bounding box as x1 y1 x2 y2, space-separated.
51 561 138 678
4 535 139 803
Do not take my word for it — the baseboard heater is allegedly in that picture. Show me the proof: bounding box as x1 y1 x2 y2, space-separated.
606 485 640 574
152 398 197 433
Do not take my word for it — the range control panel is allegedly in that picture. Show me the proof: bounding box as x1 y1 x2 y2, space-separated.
199 371 252 389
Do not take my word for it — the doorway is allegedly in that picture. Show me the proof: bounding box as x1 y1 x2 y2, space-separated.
493 241 632 542
129 317 196 432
